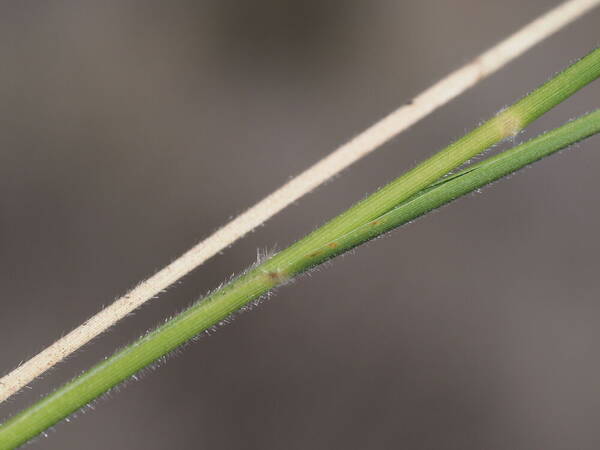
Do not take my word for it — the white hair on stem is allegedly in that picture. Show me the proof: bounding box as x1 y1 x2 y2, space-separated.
1 0 598 404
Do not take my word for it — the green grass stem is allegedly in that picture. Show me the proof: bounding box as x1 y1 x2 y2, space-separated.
1 49 600 448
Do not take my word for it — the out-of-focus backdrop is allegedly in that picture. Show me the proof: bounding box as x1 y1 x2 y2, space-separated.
1 1 599 448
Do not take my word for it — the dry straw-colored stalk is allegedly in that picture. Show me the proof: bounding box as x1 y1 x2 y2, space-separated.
2 51 600 448
1 0 598 405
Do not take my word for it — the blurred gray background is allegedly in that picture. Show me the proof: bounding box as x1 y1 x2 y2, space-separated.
1 1 599 448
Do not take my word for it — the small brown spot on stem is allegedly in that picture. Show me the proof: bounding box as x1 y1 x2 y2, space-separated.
472 56 486 82
263 269 290 285
327 242 338 249
370 220 383 226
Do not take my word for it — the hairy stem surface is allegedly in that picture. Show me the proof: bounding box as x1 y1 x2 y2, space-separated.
1 50 600 448
3 0 598 405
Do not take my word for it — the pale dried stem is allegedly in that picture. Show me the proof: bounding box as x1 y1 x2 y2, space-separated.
1 0 597 404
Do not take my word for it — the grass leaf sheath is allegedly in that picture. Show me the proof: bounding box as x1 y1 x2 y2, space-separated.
1 48 599 449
